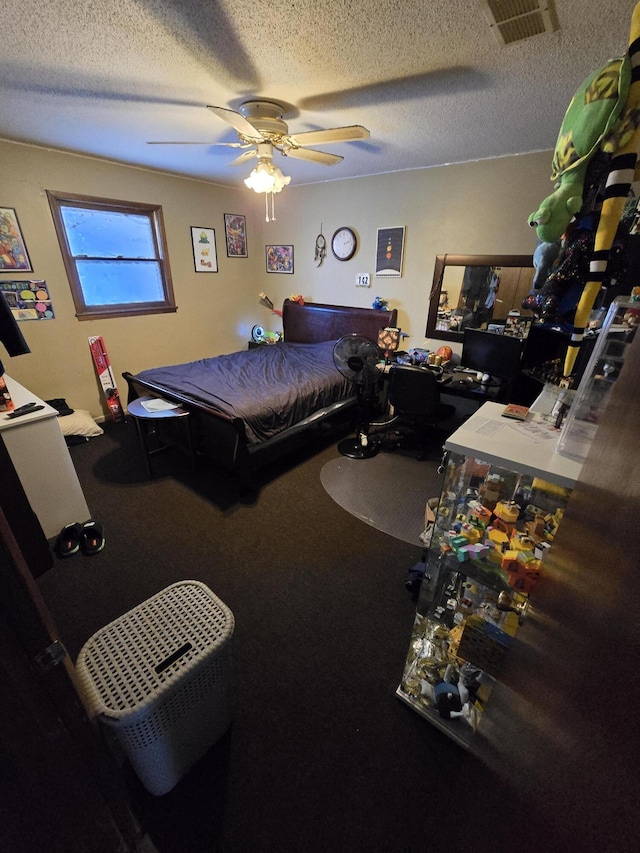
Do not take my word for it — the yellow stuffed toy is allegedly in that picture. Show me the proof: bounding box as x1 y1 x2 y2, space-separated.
564 1 640 376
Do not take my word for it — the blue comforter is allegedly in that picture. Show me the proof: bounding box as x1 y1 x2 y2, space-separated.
135 340 353 446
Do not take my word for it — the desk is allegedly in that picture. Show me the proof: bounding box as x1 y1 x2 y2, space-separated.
437 371 512 405
0 376 90 538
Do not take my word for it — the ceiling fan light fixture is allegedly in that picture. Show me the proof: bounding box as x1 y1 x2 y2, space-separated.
244 159 291 194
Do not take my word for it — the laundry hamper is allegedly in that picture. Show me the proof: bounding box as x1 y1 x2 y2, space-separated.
76 580 234 796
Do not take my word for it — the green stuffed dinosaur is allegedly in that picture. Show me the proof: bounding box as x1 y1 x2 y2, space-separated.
528 56 630 243
564 0 640 376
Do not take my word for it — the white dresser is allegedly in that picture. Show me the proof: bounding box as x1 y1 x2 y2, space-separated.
0 376 90 539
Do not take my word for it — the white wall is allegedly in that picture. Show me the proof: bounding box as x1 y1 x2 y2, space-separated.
0 139 552 416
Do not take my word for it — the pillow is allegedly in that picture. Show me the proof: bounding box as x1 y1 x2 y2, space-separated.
57 409 104 438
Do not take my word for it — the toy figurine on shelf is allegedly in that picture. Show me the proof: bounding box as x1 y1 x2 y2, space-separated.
372 296 388 310
401 616 485 730
623 287 640 327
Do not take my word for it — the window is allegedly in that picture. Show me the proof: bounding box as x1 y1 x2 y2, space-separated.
47 191 176 320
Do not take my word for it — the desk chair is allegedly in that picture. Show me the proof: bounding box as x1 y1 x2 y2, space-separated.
373 365 456 459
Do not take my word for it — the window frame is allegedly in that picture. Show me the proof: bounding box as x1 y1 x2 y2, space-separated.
46 190 176 321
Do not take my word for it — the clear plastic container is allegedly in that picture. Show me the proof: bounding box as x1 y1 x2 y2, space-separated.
556 296 638 462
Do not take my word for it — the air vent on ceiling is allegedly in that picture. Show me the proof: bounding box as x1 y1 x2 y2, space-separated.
480 0 558 46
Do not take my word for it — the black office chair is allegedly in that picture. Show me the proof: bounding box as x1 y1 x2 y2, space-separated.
372 365 456 459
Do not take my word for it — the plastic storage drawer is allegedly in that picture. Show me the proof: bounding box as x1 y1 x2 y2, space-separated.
76 580 234 795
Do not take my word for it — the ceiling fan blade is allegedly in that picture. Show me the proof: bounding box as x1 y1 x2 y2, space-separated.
285 147 343 166
287 125 370 146
147 141 244 146
228 149 258 166
207 105 263 139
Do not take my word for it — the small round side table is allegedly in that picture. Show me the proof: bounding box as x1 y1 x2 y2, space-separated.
127 396 194 477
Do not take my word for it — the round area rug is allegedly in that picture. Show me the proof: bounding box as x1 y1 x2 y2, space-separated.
320 450 443 546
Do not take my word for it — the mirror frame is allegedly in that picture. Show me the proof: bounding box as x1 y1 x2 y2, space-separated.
426 253 534 343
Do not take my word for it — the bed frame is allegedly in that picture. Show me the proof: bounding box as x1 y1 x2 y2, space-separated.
122 300 398 484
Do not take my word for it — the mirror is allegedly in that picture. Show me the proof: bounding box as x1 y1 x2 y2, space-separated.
426 254 535 343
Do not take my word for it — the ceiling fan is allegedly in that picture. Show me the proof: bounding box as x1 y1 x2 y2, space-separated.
147 99 370 169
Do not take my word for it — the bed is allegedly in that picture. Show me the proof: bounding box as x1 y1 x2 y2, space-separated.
123 299 397 483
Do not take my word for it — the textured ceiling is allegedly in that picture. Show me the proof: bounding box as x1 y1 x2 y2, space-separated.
1 0 637 188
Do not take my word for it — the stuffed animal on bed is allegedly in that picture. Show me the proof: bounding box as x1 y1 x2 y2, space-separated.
564 1 640 375
528 56 631 244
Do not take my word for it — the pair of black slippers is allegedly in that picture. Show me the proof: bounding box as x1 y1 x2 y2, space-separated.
56 520 105 557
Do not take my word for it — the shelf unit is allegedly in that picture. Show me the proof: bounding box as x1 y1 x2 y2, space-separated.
396 402 583 748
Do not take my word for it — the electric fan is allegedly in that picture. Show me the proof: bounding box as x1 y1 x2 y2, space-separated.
333 334 382 459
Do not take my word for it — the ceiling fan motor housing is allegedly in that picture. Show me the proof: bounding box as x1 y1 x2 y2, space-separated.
239 100 289 138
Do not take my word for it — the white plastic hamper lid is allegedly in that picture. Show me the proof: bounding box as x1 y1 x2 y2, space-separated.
76 581 234 720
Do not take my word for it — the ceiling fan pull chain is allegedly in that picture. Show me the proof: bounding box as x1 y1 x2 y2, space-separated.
271 192 276 221
265 194 270 222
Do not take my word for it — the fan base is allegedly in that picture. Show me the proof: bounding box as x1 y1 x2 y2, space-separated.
338 437 379 459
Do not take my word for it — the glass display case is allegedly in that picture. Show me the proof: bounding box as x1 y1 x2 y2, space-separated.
396 402 583 748
556 293 639 462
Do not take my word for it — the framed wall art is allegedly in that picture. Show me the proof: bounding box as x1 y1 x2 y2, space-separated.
191 226 218 272
224 213 247 258
375 226 405 278
0 280 55 320
0 207 33 272
266 244 294 274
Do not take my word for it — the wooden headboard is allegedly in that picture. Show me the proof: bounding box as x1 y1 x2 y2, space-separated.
282 300 398 344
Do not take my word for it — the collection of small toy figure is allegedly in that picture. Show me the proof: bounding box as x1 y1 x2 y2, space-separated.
399 454 570 741
437 478 561 595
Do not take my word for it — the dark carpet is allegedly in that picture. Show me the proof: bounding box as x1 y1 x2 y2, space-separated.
37 419 551 853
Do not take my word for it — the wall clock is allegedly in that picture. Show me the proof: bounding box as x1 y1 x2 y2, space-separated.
331 227 357 261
